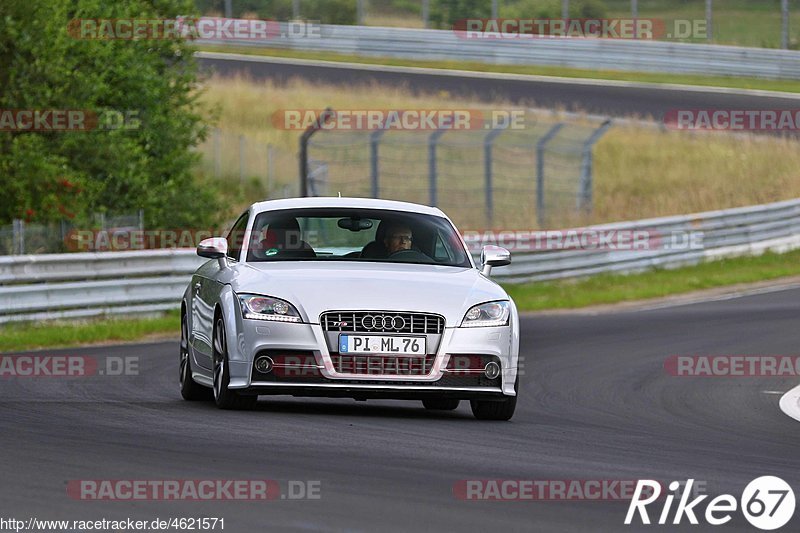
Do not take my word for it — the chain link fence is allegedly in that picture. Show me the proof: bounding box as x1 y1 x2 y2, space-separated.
0 212 144 255
302 113 613 230
195 128 299 198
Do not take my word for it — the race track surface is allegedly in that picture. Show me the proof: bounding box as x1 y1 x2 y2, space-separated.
3 288 800 531
198 54 800 121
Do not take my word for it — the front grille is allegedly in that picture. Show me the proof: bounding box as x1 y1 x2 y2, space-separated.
321 311 444 334
332 354 435 376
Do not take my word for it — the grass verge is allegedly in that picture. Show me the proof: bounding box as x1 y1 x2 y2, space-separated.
0 310 180 353
195 44 800 94
4 251 800 351
504 249 800 311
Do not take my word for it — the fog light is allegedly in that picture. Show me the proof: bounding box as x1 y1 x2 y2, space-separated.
484 361 500 379
255 356 274 374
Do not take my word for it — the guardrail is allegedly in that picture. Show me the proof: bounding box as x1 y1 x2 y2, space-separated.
198 23 800 80
1 198 800 323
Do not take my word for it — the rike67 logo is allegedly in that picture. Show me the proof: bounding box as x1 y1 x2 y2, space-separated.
625 477 795 530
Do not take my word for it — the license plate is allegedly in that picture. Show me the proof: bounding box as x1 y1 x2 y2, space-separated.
338 335 426 355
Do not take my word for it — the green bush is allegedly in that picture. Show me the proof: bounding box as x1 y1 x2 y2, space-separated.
0 0 221 229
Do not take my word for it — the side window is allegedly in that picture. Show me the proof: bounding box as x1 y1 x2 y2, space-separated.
226 212 250 261
434 233 451 262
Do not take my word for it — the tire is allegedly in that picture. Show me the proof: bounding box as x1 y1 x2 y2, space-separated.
180 312 212 401
212 316 258 410
470 377 518 421
422 398 460 411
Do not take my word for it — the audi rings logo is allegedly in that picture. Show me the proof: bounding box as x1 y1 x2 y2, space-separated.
361 315 406 331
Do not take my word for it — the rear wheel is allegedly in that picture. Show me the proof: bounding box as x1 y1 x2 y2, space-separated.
422 398 460 411
212 316 257 410
470 377 518 421
180 313 211 401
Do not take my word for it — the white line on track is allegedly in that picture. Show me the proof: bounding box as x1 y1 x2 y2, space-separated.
779 384 800 423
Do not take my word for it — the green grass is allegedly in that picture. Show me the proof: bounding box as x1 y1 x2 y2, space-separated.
195 44 800 95
4 250 800 351
504 249 800 311
0 310 180 353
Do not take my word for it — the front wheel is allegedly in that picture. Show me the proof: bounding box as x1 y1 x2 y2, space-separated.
470 376 518 421
212 316 257 410
180 313 212 401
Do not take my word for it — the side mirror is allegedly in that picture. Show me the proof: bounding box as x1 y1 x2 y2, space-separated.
198 237 229 268
480 245 511 276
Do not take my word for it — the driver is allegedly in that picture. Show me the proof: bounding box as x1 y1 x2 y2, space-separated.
383 223 413 255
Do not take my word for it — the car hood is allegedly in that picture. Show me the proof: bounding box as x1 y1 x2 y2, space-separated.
230 261 508 326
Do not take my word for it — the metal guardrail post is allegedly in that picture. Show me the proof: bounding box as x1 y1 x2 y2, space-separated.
299 107 334 197
422 0 429 29
706 0 713 42
782 0 789 50
370 129 386 198
484 125 507 227
536 123 565 227
579 120 613 213
428 127 450 207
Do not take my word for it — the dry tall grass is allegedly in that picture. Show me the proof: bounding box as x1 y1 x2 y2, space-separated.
198 75 800 228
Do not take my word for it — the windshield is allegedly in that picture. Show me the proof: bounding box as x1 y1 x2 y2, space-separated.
243 208 471 267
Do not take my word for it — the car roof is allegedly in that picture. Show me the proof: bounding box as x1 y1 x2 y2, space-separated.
250 197 448 218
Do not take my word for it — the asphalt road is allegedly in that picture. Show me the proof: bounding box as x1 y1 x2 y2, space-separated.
2 288 800 532
197 54 800 120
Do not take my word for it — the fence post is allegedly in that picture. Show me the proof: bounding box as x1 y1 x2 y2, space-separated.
239 135 246 189
491 0 498 18
782 0 790 49
292 0 300 19
213 128 221 179
12 219 24 255
536 123 565 228
356 0 364 25
422 0 429 28
224 0 232 18
579 119 613 213
706 0 713 42
428 128 449 207
562 0 569 19
267 144 274 197
138 209 145 231
370 129 386 198
484 125 506 227
299 107 334 197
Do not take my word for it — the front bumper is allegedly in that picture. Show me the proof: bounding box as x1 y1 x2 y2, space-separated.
225 318 518 398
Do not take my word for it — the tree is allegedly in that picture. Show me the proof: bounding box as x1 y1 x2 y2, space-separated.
0 0 218 228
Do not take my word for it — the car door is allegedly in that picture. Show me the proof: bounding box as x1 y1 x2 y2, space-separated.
190 211 249 370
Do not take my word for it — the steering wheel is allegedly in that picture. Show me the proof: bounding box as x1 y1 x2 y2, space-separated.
388 249 433 263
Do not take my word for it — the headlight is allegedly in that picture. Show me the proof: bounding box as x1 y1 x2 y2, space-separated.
460 301 510 328
238 294 302 323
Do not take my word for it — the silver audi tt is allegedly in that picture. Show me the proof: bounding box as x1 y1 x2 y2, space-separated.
180 197 520 420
